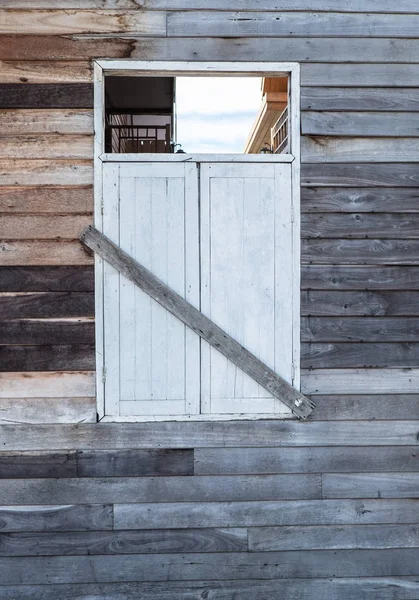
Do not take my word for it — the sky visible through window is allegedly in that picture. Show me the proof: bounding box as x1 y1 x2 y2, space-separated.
175 76 262 154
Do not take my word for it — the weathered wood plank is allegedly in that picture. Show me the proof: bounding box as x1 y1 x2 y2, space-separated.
301 164 419 187
302 138 419 163
301 266 419 290
0 397 96 425
302 214 419 239
0 475 322 505
0 292 94 318
301 188 419 213
0 186 93 214
0 241 93 266
0 110 93 136
302 112 419 137
0 528 247 557
2 36 418 63
0 320 94 345
302 368 419 394
0 84 93 109
194 446 419 475
302 317 419 342
0 266 94 292
2 549 419 584
0 10 166 35
0 135 93 160
301 64 419 87
81 225 314 419
249 523 419 551
0 215 91 240
0 160 93 186
1 421 418 451
302 343 419 368
302 291 419 316
0 371 95 398
0 61 91 84
323 474 419 499
114 499 419 530
308 394 419 421
302 239 419 265
168 11 419 38
0 504 112 532
301 88 419 112
0 450 78 477
0 345 95 372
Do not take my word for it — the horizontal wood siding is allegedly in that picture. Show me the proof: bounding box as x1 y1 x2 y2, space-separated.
0 4 418 598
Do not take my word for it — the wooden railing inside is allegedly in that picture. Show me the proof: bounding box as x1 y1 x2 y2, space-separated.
271 105 289 154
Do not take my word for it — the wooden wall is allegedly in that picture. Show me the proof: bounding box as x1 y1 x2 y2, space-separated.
0 2 419 598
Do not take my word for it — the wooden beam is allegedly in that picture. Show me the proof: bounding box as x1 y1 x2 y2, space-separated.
80 225 314 419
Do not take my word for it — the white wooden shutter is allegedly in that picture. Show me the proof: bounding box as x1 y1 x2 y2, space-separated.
199 162 293 416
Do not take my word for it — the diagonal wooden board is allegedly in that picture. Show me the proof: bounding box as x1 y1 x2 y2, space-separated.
80 225 314 419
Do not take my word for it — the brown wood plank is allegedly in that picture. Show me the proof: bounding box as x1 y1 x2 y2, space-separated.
301 87 419 112
0 397 96 425
309 395 419 421
0 160 93 186
0 84 93 109
302 239 419 265
0 292 94 318
302 112 419 136
0 504 112 533
302 213 419 239
0 241 93 266
0 266 94 292
0 61 91 84
301 342 419 369
0 320 94 345
301 266 419 290
302 316 419 342
0 186 93 214
301 164 419 187
0 215 91 239
0 110 93 136
0 134 93 159
0 345 95 372
301 188 419 213
81 225 314 419
302 290 419 316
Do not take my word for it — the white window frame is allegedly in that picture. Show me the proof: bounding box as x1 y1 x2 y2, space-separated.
94 60 301 422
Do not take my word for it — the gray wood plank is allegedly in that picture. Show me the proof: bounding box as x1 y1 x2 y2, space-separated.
0 84 93 109
301 164 419 187
310 394 419 421
80 225 314 419
249 523 419 551
0 451 78 478
301 64 419 87
168 11 419 38
301 342 419 368
302 112 419 136
302 291 419 316
302 214 419 239
2 549 419 584
301 88 419 112
301 188 419 213
114 499 419 530
0 320 94 345
1 578 419 600
302 317 419 342
0 292 94 318
301 266 419 290
0 504 112 532
194 446 419 475
0 344 95 372
302 137 419 163
0 397 96 425
1 421 418 451
323 474 419 499
302 367 419 395
0 266 94 292
302 239 419 265
0 528 247 557
0 474 322 505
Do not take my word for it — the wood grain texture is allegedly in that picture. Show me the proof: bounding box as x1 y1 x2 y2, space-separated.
0 10 166 35
301 164 419 187
302 317 419 342
309 395 419 421
0 61 91 84
0 504 112 532
167 11 419 38
301 343 419 368
2 549 419 584
0 160 93 186
0 292 94 318
301 188 419 213
0 320 94 345
0 111 93 136
1 421 418 451
0 371 95 398
323 473 419 499
302 239 419 265
194 446 419 475
0 397 96 425
301 87 419 112
0 345 95 372
0 475 322 505
302 112 419 136
302 137 419 163
0 215 91 239
0 266 94 292
302 213 419 239
0 241 93 266
0 186 93 214
0 528 247 556
0 135 93 160
302 368 419 394
301 266 419 290
301 64 419 87
0 84 93 108
302 291 419 316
